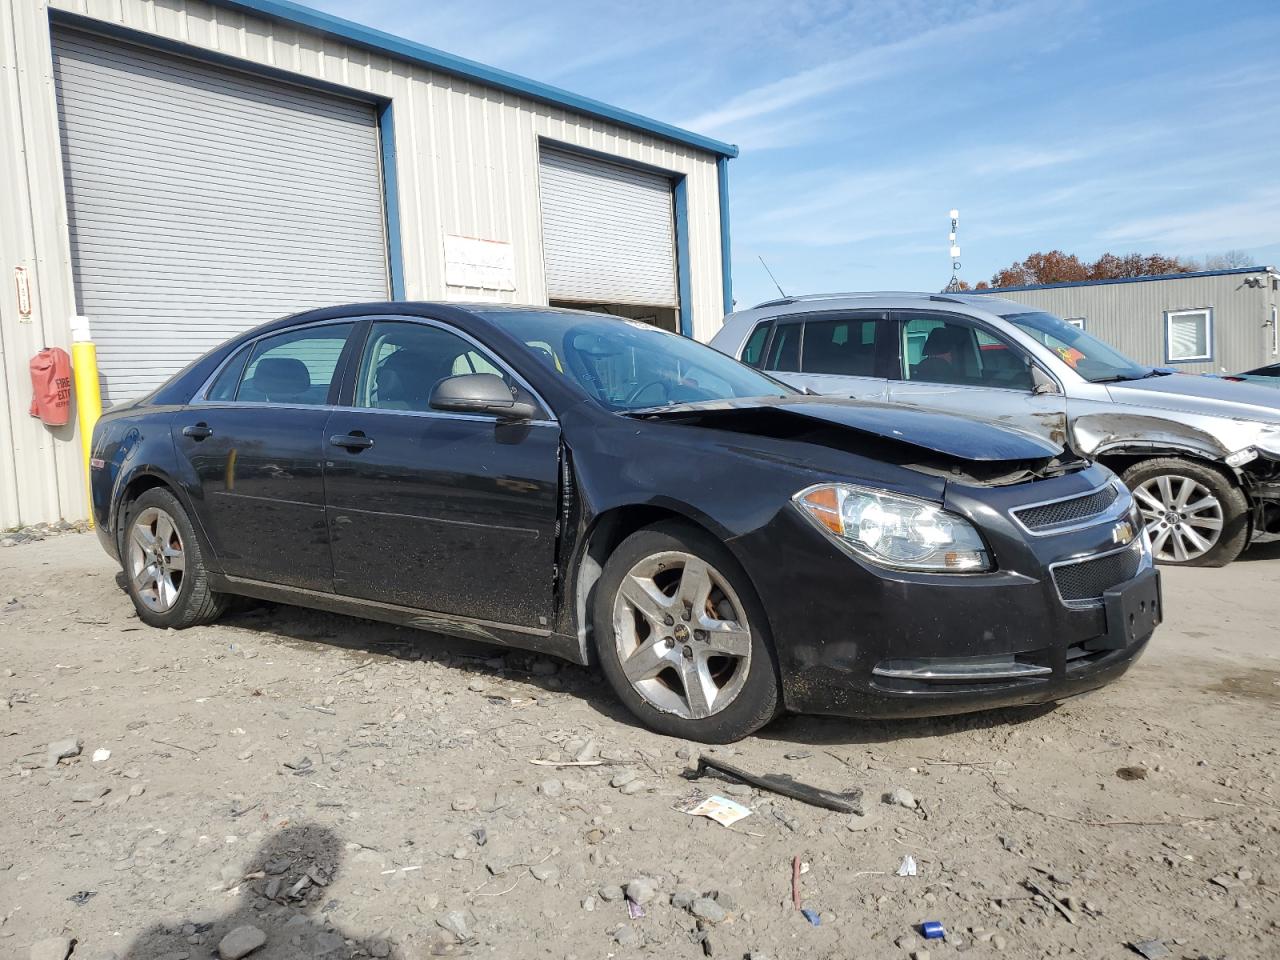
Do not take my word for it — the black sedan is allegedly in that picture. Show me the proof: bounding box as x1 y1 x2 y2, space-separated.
90 304 1161 742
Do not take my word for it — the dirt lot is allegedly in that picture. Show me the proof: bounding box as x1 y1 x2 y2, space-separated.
1 533 1277 960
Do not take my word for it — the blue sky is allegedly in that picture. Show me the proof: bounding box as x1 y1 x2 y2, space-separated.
316 0 1280 309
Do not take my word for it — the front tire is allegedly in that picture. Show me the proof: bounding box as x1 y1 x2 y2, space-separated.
592 522 781 743
122 487 228 628
1122 458 1249 567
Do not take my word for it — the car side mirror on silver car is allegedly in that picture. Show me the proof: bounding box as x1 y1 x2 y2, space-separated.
1031 366 1061 396
430 373 538 421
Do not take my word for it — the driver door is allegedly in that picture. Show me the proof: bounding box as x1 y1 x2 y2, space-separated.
323 317 561 629
886 310 1067 439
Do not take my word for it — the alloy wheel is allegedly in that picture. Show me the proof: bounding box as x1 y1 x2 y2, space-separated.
1132 474 1224 563
128 506 186 612
612 551 753 720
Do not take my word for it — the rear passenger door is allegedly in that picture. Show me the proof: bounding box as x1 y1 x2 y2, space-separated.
754 311 897 401
176 321 357 590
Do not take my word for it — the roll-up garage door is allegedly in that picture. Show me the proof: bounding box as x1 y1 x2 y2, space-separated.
538 147 677 308
51 29 390 405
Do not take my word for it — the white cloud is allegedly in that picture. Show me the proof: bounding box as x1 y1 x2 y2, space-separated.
679 2 1044 135
1101 189 1280 249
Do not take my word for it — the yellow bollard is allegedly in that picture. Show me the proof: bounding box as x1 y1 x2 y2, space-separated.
70 315 102 529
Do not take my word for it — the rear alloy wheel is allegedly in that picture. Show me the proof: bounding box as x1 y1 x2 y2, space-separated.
1122 458 1249 567
122 487 227 628
129 506 186 613
594 523 780 742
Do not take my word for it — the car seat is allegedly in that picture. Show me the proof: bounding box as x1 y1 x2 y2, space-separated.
913 327 973 384
373 349 460 410
241 356 311 403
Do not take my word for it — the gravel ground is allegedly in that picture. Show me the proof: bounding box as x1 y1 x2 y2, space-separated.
1 533 1278 960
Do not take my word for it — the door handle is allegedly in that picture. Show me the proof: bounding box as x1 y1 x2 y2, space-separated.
182 423 213 441
329 433 374 451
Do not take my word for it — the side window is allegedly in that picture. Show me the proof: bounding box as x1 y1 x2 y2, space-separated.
207 344 252 401
741 322 771 368
900 314 1033 390
236 323 355 405
1165 308 1212 363
355 321 512 414
452 350 504 377
762 322 801 372
800 316 882 376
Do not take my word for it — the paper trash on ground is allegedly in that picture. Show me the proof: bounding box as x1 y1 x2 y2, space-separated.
687 795 752 827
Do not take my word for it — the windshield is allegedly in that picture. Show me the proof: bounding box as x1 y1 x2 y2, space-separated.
1005 311 1152 383
481 309 793 411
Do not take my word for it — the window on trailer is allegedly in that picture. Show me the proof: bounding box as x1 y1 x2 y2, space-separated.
1165 309 1212 363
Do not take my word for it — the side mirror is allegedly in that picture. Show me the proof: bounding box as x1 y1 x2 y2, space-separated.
1031 366 1060 396
429 373 538 421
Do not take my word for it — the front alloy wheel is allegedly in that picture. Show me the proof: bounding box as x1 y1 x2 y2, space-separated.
613 551 753 720
1121 457 1249 567
594 522 781 743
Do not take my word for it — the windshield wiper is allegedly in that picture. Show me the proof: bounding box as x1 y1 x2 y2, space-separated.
1089 369 1160 384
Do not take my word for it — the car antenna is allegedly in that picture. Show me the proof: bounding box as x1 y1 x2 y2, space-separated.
758 255 788 298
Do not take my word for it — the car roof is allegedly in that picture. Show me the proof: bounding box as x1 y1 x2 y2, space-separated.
747 292 1032 315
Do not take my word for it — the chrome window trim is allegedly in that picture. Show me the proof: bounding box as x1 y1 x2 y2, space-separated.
191 317 361 405
328 404 557 428
1047 535 1149 609
1010 478 1132 537
190 314 558 423
352 315 557 423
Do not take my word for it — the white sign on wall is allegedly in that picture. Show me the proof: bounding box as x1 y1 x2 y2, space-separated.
443 235 516 291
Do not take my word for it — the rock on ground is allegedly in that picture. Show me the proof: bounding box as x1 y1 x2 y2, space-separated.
217 925 267 960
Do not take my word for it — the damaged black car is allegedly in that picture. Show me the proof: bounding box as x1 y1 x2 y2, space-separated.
90 304 1161 742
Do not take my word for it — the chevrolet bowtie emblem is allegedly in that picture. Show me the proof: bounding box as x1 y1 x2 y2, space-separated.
1111 520 1135 545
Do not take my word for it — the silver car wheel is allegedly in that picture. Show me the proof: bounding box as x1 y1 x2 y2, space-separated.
1133 474 1224 563
612 550 753 720
128 506 186 612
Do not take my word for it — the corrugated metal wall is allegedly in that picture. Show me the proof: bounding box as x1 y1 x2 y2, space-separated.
982 272 1277 374
1 0 729 528
0 0 84 531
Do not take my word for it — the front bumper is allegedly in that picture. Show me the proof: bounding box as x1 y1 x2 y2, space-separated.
732 464 1159 719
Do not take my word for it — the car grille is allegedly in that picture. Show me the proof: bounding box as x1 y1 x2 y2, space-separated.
1052 539 1144 605
1014 484 1119 532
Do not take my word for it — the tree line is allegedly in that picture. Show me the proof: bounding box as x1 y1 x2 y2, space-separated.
955 249 1254 289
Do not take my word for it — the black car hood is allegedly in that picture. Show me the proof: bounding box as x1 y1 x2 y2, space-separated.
628 397 1065 462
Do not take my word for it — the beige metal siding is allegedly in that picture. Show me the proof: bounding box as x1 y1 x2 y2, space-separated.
1 0 729 527
0 0 84 531
983 272 1275 375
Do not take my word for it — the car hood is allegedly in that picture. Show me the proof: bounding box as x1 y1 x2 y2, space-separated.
1106 374 1280 426
628 396 1064 462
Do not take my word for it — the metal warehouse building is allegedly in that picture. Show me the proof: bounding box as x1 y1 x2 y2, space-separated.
0 0 737 530
975 266 1279 375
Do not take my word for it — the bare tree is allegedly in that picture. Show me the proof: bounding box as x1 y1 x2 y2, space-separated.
1203 249 1253 270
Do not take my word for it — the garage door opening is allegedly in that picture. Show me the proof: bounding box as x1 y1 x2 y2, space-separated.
547 301 679 332
539 146 681 334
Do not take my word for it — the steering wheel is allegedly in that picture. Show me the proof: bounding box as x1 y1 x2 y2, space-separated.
625 380 672 406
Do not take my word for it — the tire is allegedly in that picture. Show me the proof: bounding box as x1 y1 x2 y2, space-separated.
121 487 228 628
592 521 781 743
1121 458 1249 567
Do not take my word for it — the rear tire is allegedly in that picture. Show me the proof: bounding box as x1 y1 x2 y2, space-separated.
592 521 781 743
1121 458 1248 567
122 487 228 628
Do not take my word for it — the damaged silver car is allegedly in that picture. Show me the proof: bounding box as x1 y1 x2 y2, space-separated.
712 292 1280 566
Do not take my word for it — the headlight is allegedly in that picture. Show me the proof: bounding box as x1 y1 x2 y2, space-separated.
793 483 992 572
